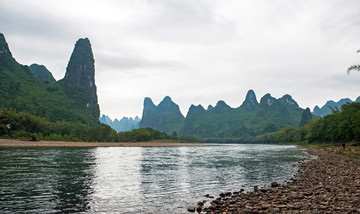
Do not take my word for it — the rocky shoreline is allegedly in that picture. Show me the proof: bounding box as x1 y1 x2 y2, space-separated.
188 148 360 213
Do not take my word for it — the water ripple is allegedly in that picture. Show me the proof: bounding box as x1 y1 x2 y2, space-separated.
0 144 311 213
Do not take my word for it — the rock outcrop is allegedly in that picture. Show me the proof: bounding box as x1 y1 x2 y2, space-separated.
0 33 16 67
300 107 313 127
64 38 99 119
142 97 156 118
279 94 298 107
260 93 277 107
240 89 258 110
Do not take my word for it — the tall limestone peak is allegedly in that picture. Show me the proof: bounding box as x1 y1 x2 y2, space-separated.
278 94 298 107
0 33 15 67
185 104 206 118
356 96 360 103
99 114 113 125
207 105 214 110
300 107 313 127
29 63 56 83
183 104 206 135
241 89 258 110
64 38 99 119
134 116 141 122
260 93 277 107
157 96 182 113
139 96 184 133
65 38 94 89
0 33 11 56
212 100 231 113
313 105 321 114
142 97 156 118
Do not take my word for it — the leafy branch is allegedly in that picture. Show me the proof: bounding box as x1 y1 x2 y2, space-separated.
347 50 360 74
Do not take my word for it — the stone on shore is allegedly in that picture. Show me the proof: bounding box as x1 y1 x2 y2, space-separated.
188 148 360 213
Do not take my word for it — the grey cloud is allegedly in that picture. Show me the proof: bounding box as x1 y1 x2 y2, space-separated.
96 53 186 70
135 0 237 43
0 2 78 39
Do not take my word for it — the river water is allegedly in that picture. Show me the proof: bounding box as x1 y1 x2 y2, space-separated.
0 144 311 213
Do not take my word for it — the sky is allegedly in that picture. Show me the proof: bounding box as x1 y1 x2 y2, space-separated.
1 0 360 119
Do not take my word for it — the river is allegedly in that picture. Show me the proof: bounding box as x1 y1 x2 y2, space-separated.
0 144 311 213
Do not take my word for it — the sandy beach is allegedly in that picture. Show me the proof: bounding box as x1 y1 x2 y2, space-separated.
0 139 208 147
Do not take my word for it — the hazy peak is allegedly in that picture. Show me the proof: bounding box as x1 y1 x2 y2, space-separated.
241 89 258 110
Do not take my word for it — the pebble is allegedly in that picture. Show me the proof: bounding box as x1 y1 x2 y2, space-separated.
187 148 360 213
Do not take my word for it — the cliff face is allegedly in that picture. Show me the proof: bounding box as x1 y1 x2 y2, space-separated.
240 89 259 110
64 38 99 119
0 33 16 68
142 97 157 118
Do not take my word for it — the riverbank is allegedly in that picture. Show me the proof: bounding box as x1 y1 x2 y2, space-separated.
0 139 207 147
193 147 360 213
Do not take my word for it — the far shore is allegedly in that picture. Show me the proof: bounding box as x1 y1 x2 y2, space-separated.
0 139 210 147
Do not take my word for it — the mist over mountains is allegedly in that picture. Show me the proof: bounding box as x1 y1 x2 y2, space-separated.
100 114 140 132
313 97 360 117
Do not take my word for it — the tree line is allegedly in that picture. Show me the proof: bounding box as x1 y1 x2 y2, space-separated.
0 108 171 142
252 102 360 145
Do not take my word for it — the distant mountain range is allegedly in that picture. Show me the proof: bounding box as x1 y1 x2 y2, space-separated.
100 114 140 132
313 97 360 117
0 32 100 125
140 90 306 141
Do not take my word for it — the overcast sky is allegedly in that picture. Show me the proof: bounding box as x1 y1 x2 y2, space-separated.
1 0 360 119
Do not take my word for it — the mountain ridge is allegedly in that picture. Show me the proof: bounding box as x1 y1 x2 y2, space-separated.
313 97 360 116
100 114 140 132
140 90 305 140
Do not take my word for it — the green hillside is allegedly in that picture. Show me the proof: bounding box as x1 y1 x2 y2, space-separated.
139 96 184 133
182 92 303 141
140 90 305 141
29 63 56 83
0 33 99 125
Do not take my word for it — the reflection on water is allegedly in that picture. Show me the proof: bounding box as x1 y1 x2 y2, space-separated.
0 144 311 213
0 148 95 213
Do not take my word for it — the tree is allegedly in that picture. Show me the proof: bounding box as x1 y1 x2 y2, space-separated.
347 50 360 74
171 131 178 140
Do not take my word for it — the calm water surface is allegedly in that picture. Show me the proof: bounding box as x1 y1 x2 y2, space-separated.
0 144 311 213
